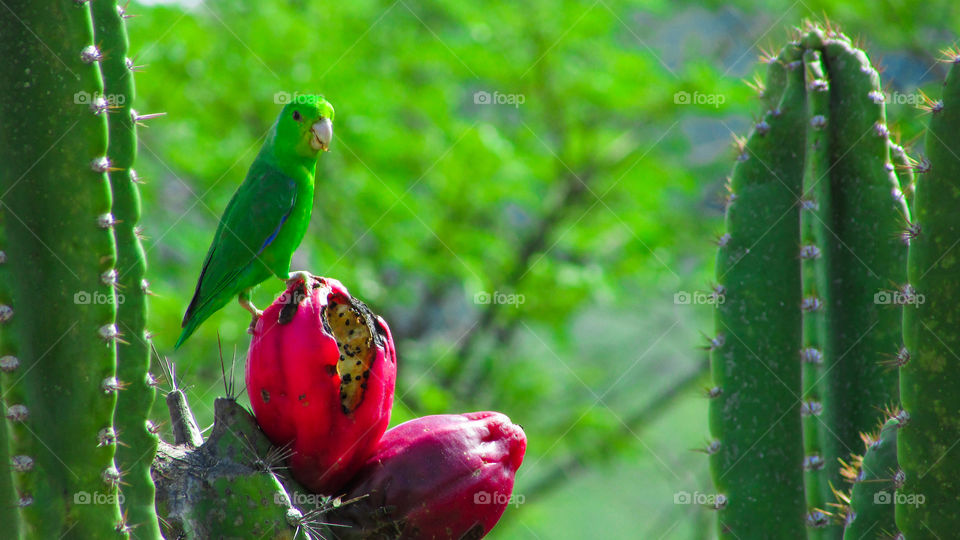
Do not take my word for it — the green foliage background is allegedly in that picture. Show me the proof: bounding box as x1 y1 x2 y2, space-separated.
129 0 957 537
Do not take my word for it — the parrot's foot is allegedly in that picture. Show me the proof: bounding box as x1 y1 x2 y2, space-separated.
286 270 313 288
238 295 262 334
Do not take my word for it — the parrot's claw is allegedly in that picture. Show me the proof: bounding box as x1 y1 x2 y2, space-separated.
286 270 313 288
247 311 261 335
238 293 262 335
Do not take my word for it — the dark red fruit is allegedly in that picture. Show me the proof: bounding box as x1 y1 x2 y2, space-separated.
246 276 396 494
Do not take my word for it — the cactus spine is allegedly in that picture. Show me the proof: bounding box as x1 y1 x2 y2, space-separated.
897 51 960 535
709 42 807 538
89 1 162 536
0 1 125 536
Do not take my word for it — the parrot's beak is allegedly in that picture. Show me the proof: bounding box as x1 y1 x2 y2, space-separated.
310 117 333 152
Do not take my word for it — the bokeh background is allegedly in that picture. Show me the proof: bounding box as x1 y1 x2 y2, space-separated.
130 1 958 537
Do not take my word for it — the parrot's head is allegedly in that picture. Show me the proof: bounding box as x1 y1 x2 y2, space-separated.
275 95 335 159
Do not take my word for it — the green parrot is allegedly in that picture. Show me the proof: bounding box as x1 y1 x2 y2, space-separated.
176 95 334 348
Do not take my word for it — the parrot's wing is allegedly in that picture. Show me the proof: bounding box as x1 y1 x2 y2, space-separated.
182 164 298 326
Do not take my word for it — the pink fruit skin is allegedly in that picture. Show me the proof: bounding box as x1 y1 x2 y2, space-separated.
341 412 527 539
246 277 397 494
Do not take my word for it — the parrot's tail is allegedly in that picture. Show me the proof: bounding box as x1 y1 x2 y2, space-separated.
175 292 234 349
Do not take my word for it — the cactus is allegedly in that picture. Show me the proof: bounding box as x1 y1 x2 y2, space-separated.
897 50 960 535
0 1 127 536
838 417 901 539
153 396 326 539
89 1 162 537
709 25 909 538
709 41 808 538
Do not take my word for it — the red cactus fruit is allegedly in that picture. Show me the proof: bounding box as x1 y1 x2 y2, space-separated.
330 412 527 539
246 276 396 494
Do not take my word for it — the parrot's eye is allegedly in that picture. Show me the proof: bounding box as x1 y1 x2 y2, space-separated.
292 110 302 121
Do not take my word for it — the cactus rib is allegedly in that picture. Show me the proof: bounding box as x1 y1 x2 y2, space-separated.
89 1 162 536
812 38 907 530
799 43 834 537
0 2 124 536
708 42 807 539
897 53 960 536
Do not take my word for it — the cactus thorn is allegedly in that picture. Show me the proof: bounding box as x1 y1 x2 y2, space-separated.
0 304 12 323
4 404 29 422
91 156 112 173
97 213 117 229
801 295 823 312
705 386 723 399
97 427 117 447
804 454 826 471
805 510 829 528
938 46 960 64
10 455 34 473
0 355 19 372
130 110 165 125
801 400 823 417
874 122 890 138
754 119 770 135
101 466 122 487
716 232 731 247
80 45 102 63
799 244 821 260
801 347 823 364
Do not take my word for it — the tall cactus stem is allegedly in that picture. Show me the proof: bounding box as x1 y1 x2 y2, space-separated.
799 41 834 537
90 1 161 536
0 1 124 536
897 52 960 536
708 42 807 539
813 37 907 524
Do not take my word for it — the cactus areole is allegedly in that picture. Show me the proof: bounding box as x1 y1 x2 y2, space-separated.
246 276 397 494
335 412 527 540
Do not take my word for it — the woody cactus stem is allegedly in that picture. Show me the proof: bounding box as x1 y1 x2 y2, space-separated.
898 51 960 535
708 42 807 538
799 43 832 535
0 1 124 537
816 35 906 530
90 1 162 536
